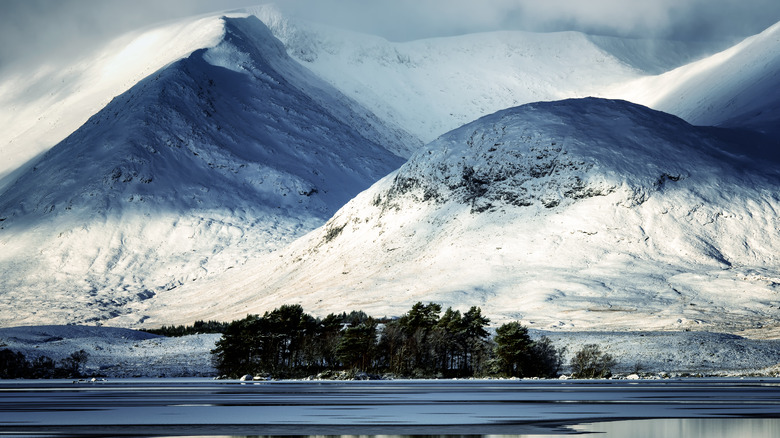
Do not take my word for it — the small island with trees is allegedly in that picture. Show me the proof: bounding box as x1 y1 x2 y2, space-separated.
0 302 616 380
210 302 615 380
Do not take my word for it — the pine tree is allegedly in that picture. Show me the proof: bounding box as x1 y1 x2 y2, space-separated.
494 322 534 377
337 320 377 371
570 344 615 378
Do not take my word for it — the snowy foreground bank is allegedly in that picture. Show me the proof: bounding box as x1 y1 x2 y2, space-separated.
0 325 219 377
1 325 780 378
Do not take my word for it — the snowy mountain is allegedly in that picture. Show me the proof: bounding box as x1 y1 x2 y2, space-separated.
0 15 406 326
254 5 779 145
613 20 780 137
0 14 233 194
155 98 780 333
256 4 780 143
251 5 647 144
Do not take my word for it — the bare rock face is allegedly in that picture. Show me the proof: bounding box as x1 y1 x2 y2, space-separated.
381 98 755 215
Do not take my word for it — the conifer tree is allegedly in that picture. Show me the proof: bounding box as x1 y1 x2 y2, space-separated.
494 322 534 377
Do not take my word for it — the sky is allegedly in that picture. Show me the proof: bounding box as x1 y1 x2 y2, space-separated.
1 0 780 74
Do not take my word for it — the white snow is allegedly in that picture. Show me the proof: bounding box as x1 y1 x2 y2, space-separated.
251 4 646 144
608 21 780 135
0 325 218 377
253 5 779 143
533 330 780 376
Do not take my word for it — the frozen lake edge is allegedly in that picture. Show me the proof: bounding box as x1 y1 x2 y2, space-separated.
1 378 780 436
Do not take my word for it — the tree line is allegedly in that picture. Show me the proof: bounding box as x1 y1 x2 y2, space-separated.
0 349 89 379
0 303 616 380
140 320 229 337
211 302 589 379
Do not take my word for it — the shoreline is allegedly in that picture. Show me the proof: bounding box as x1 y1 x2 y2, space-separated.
2 325 779 379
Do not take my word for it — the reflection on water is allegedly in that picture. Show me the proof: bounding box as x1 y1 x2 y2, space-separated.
166 419 780 438
163 435 571 438
164 435 569 438
577 418 780 437
6 379 780 437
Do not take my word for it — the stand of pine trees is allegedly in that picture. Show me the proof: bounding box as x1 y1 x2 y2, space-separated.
211 302 566 379
0 349 89 379
141 320 229 337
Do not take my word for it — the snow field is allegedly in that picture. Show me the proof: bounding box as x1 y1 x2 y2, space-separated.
0 325 219 377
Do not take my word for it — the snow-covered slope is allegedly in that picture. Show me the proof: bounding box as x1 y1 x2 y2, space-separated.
0 15 405 326
0 14 232 193
254 5 780 143
0 325 218 377
612 21 780 136
585 35 728 75
156 98 780 333
2 5 779 331
252 5 647 144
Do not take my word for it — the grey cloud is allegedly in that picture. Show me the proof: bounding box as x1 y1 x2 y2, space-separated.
279 0 780 42
0 0 254 74
2 0 779 74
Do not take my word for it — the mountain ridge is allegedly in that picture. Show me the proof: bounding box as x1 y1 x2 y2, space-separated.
253 5 780 144
0 14 231 193
614 20 780 137
251 4 647 144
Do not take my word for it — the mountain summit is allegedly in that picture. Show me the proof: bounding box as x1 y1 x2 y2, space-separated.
166 98 780 333
0 15 406 326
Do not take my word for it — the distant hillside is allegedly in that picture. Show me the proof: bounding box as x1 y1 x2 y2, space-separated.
614 21 780 137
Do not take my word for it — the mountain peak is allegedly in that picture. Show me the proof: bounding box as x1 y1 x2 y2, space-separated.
381 98 766 214
0 12 406 326
203 15 287 73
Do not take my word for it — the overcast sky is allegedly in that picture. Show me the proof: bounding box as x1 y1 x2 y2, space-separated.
1 0 780 74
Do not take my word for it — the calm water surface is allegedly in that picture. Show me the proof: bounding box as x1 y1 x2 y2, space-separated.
1 378 779 437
